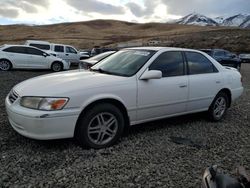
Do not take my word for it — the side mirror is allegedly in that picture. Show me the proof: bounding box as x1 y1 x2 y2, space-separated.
43 53 48 57
140 70 162 80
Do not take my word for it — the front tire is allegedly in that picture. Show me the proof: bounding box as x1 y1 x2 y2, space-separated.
51 62 63 72
208 92 229 121
0 59 12 71
75 103 125 149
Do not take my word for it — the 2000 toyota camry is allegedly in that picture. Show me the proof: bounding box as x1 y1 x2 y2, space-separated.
5 47 243 148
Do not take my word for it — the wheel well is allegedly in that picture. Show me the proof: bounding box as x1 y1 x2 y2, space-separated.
51 61 63 68
218 88 232 107
0 58 12 67
74 99 130 136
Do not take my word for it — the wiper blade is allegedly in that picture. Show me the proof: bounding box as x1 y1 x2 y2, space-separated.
90 68 112 74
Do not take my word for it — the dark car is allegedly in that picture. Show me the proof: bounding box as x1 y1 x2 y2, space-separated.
239 54 250 63
79 51 116 69
200 49 241 70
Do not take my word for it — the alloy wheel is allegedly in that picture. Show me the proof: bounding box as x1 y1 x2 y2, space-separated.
87 112 118 146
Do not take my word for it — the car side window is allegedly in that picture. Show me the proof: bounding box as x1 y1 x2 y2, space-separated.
149 51 184 77
54 45 64 52
26 47 44 56
66 46 77 54
3 46 26 54
30 43 50 50
186 52 217 75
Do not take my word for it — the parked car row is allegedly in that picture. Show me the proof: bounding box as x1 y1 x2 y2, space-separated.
0 45 70 71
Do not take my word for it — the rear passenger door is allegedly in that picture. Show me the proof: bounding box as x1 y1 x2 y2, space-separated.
185 51 223 112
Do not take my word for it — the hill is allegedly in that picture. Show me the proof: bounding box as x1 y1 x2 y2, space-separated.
0 20 250 53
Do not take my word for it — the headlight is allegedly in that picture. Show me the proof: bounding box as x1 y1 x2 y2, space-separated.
20 97 69 111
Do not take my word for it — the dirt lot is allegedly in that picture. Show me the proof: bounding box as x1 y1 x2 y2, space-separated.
0 65 249 187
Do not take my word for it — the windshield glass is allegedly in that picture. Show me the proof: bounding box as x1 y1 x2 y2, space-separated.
91 49 156 77
90 51 116 61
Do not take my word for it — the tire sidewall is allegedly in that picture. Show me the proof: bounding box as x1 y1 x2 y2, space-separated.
51 62 63 72
76 103 125 149
0 60 11 71
209 92 229 121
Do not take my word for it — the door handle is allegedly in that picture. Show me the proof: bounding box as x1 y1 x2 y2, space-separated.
65 54 69 56
179 84 187 88
216 81 221 84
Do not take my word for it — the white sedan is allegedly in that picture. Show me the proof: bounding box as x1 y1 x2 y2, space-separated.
0 45 70 71
5 47 243 149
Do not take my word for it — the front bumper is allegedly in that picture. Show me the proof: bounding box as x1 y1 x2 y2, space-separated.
5 95 80 140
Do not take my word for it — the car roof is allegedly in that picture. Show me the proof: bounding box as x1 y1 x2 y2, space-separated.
25 40 50 44
125 46 204 53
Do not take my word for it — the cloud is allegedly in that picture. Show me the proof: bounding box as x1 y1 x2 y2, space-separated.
0 8 19 18
65 0 125 15
161 0 250 16
126 0 161 17
0 0 50 18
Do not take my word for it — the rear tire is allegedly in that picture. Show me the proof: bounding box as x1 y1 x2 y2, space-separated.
75 103 125 149
0 59 12 71
51 62 63 72
208 92 229 121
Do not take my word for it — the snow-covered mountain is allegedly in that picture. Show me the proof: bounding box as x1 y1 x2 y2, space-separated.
173 13 250 28
222 14 250 27
175 13 218 26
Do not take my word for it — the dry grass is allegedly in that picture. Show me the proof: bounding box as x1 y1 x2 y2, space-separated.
0 19 249 53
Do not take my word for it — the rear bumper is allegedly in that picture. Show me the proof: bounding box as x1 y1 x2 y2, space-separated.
231 87 244 102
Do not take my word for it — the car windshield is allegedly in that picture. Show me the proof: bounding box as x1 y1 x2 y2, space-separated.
91 49 156 77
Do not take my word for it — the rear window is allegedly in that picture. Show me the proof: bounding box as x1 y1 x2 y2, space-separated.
30 43 50 50
3 46 27 54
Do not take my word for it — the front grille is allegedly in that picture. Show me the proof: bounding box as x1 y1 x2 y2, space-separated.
9 90 19 104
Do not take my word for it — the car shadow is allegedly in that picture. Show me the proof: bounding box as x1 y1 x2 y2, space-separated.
20 112 208 150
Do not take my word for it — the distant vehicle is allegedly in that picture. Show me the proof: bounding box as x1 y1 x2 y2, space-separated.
79 51 90 60
80 51 116 69
239 53 250 63
5 47 243 149
0 45 70 71
25 40 87 63
200 49 241 70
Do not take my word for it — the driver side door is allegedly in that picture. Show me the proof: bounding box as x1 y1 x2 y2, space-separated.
137 51 188 122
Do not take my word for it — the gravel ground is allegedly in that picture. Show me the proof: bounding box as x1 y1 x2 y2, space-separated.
0 65 249 188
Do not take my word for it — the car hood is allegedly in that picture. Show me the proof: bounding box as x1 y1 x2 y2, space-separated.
13 70 130 97
82 59 98 65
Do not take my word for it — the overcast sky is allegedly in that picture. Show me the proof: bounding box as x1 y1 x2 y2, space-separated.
0 0 249 25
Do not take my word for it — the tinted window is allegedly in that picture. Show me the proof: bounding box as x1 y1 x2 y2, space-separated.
201 50 212 56
186 52 217 75
3 46 26 54
66 46 77 54
214 50 225 57
30 43 50 50
54 45 64 52
149 51 184 77
26 47 44 56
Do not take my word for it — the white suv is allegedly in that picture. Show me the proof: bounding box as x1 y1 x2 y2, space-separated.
0 45 70 71
25 40 89 63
